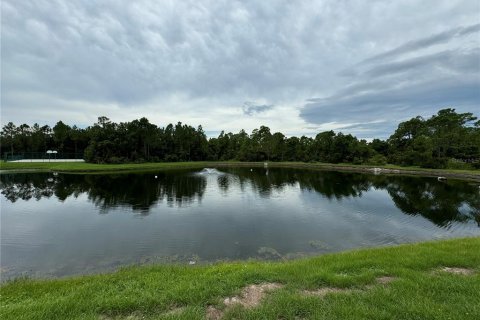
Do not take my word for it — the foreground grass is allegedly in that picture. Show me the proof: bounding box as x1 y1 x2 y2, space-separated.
1 161 479 178
1 237 479 320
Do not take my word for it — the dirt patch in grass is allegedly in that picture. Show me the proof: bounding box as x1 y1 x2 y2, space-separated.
99 306 185 319
206 283 283 319
98 311 143 320
302 287 349 297
376 276 396 284
224 283 283 308
163 306 185 317
303 276 397 298
206 306 224 320
440 267 475 275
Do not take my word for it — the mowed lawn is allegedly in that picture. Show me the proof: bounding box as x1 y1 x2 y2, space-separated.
1 237 479 320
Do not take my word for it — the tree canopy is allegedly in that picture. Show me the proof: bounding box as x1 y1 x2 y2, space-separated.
1 108 479 169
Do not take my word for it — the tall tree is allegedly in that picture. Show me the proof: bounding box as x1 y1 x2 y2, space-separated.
1 122 18 157
53 121 71 152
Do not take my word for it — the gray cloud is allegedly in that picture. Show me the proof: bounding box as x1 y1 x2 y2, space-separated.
242 102 274 116
362 23 480 64
302 77 479 119
365 49 479 78
301 75 480 138
301 20 480 138
1 0 324 107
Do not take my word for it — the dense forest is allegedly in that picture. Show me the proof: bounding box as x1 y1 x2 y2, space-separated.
1 108 479 169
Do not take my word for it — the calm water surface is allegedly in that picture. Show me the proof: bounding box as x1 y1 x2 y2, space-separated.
1 167 479 279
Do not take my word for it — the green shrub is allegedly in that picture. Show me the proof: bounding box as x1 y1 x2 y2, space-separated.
107 156 127 164
367 154 387 165
446 159 474 170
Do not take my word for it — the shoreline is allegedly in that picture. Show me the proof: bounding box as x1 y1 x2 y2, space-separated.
1 161 479 181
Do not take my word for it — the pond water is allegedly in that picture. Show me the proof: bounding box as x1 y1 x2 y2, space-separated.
1 167 479 279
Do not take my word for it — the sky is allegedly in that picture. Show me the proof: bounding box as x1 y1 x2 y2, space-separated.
1 0 479 139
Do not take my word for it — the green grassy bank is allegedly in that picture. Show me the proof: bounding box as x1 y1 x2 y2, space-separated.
1 237 479 319
0 161 215 173
1 161 479 180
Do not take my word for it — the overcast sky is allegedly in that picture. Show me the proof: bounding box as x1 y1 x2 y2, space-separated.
2 0 479 139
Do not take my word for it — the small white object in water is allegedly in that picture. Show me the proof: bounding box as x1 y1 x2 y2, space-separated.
154 175 158 179
437 176 447 181
250 169 253 172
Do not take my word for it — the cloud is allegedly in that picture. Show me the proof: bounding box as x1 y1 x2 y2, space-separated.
302 77 479 119
300 21 480 138
361 23 480 64
364 49 479 78
242 102 274 116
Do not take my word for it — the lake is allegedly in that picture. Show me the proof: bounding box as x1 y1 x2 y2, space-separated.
1 167 479 280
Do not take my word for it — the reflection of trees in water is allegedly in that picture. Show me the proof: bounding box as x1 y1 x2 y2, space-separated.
85 172 206 213
1 169 479 226
384 177 480 228
218 168 479 228
0 173 57 202
218 168 374 199
217 175 230 193
297 171 374 199
217 168 286 197
0 171 206 214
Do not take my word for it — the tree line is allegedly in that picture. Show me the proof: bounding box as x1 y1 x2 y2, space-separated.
1 108 479 169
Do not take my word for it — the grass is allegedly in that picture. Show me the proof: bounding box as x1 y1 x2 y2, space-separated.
1 161 479 177
1 237 479 319
0 161 216 173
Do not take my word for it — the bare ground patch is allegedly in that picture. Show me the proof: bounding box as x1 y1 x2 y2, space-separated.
302 287 350 297
223 283 283 308
206 306 224 320
99 306 185 319
376 276 396 284
163 306 185 317
98 311 144 320
206 283 283 319
303 276 397 298
439 267 475 275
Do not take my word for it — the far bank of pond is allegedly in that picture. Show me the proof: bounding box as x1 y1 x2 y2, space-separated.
1 161 480 181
